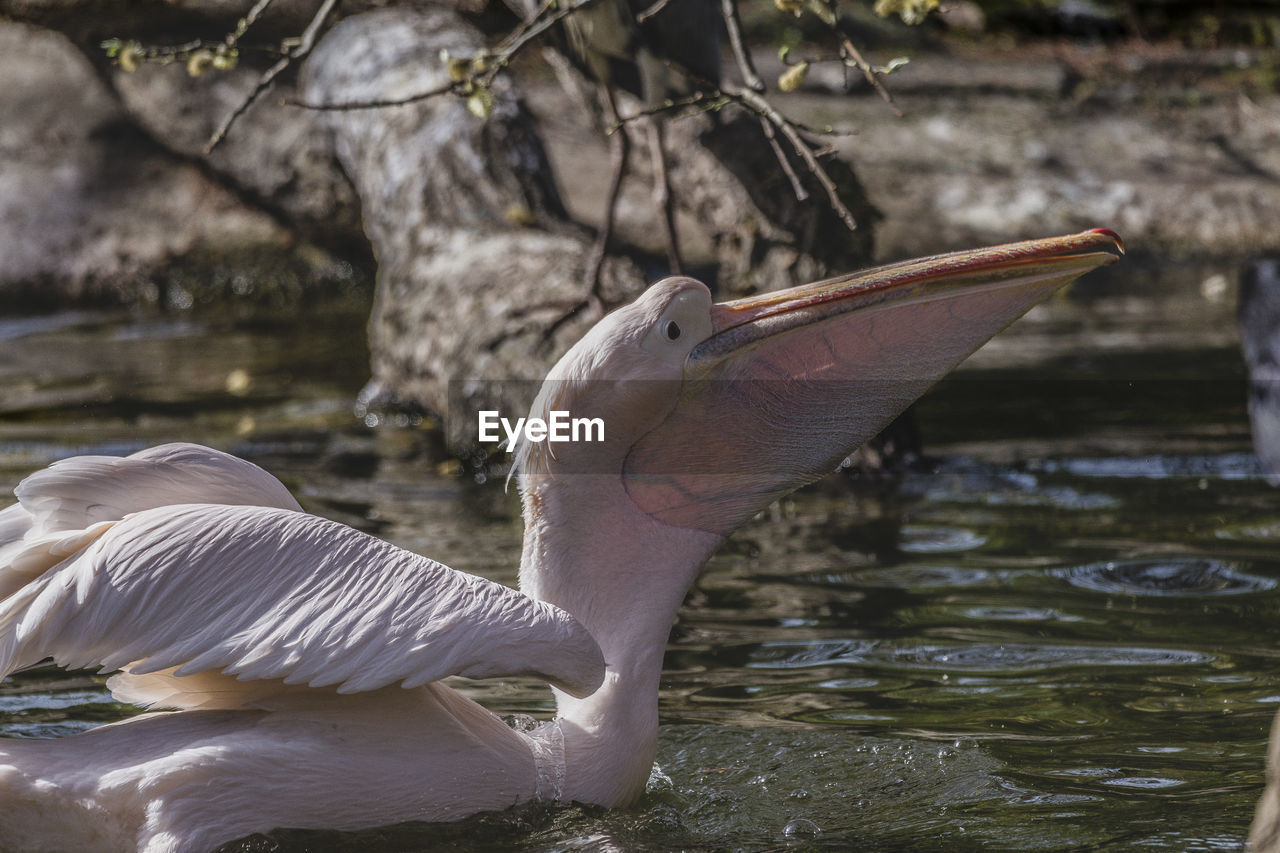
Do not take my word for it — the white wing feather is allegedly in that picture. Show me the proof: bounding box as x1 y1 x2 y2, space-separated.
0 503 604 700
0 447 605 707
13 442 302 530
0 443 301 599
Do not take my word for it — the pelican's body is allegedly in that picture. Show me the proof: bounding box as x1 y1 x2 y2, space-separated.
0 683 533 851
0 231 1122 852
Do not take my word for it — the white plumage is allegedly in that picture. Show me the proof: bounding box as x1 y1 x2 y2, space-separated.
2 498 604 700
0 232 1121 852
0 444 582 852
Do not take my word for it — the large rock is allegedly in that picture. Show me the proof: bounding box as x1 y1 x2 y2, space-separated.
0 21 296 305
297 6 878 460
0 2 877 456
299 6 648 459
775 49 1280 261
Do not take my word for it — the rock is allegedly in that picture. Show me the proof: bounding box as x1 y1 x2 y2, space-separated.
111 60 364 251
299 6 647 460
521 42 879 297
0 21 295 305
299 6 879 461
796 50 1280 262
0 0 881 460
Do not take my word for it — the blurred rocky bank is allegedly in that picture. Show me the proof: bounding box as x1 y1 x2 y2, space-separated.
3 6 1278 307
1 1 1277 459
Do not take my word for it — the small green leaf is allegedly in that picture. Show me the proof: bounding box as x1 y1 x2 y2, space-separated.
777 60 809 92
873 56 911 74
186 49 214 76
467 87 495 119
117 41 142 73
211 47 239 71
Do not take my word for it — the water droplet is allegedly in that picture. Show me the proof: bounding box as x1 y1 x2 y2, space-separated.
782 818 821 839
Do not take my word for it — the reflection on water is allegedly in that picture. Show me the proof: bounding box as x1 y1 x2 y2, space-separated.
0 291 1273 852
1056 558 1277 597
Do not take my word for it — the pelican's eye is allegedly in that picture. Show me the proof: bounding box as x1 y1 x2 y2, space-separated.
641 286 712 364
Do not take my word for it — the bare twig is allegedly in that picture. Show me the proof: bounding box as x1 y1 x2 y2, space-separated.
141 39 206 60
801 0 900 116
725 84 857 231
837 35 901 116
496 0 558 51
476 0 603 88
605 66 854 230
719 0 764 92
584 87 629 302
606 90 727 131
288 81 458 112
232 0 279 46
289 0 602 113
635 0 677 24
759 116 809 203
205 0 338 152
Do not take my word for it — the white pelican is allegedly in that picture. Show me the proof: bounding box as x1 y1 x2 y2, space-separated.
0 230 1121 852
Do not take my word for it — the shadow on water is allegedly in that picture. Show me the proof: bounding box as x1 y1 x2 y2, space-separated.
0 255 1273 852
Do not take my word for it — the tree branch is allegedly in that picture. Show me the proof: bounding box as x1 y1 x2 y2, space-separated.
635 0 676 24
759 115 809 203
235 0 279 44
289 0 602 113
725 84 858 231
720 0 764 93
802 0 901 116
204 0 338 153
606 90 727 131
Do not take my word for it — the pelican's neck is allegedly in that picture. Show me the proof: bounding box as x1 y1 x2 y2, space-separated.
519 474 722 806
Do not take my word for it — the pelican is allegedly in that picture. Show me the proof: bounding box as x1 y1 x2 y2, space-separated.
0 230 1121 852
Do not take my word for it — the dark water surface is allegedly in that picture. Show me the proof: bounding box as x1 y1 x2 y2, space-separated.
0 265 1273 851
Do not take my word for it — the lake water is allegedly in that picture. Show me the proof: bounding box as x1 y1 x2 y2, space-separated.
0 259 1274 851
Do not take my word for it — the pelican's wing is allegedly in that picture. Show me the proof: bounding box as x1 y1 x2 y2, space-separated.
11 442 300 532
0 443 301 599
0 503 605 702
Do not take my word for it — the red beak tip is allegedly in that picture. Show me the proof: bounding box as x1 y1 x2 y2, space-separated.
1089 227 1126 255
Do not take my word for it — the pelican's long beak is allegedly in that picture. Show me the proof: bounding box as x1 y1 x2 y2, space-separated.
624 229 1124 533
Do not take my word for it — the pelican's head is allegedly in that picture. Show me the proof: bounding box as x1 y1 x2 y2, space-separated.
513 277 715 481
517 230 1124 537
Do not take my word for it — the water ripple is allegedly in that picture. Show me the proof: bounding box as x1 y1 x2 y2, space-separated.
748 640 1212 672
1054 558 1275 597
1215 520 1280 542
1101 776 1185 789
959 606 1084 623
919 464 1118 510
834 565 1002 590
0 689 112 713
898 525 987 554
1033 453 1261 481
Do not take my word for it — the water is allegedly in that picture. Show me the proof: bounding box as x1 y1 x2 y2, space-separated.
0 264 1272 851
